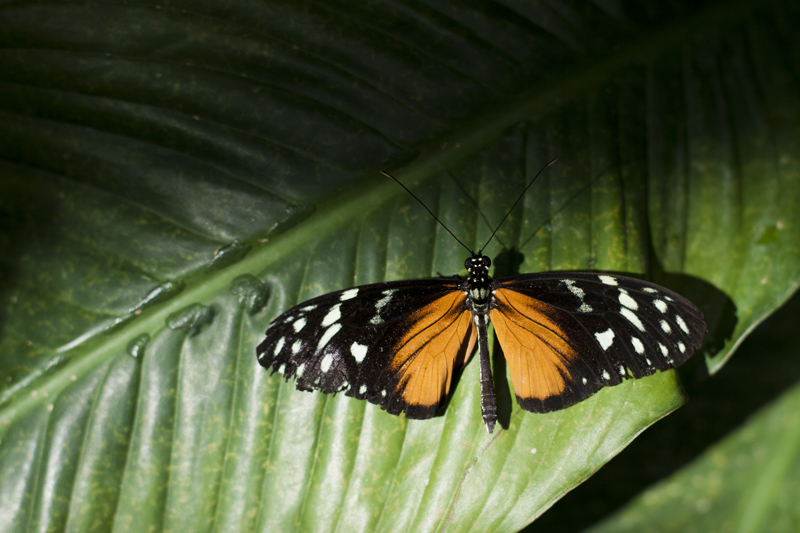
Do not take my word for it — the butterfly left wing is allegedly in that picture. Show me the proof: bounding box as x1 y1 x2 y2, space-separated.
257 279 477 420
490 272 706 413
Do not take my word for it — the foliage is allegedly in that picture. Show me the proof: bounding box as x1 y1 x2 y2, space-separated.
1 0 799 531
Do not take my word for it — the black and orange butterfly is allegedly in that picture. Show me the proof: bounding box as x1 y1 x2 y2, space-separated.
257 163 706 433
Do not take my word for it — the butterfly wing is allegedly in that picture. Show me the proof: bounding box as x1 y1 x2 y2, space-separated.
257 278 477 420
490 272 705 413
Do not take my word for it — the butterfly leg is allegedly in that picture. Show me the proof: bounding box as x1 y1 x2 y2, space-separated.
476 313 497 433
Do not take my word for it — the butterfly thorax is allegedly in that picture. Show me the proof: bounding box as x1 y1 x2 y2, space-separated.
464 254 493 314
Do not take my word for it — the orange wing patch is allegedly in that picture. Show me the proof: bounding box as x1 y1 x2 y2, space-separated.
389 291 476 409
490 288 578 401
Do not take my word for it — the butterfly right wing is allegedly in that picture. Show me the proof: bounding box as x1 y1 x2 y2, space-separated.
256 278 477 420
490 272 706 413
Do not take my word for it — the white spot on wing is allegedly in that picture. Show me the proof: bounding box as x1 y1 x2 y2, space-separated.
274 337 285 355
564 279 593 312
676 315 689 334
631 336 644 354
292 340 303 354
321 304 341 327
660 320 672 333
376 290 395 311
277 363 286 374
359 384 367 395
582 378 588 385
595 328 615 350
678 341 686 353
599 275 618 286
320 353 334 373
659 343 668 357
618 290 639 310
317 323 342 351
370 290 395 325
296 362 306 378
654 299 668 313
620 308 645 331
351 342 368 363
340 288 359 301
643 287 658 294
292 317 307 332
564 279 585 298
602 370 611 380
300 304 317 312
381 389 387 397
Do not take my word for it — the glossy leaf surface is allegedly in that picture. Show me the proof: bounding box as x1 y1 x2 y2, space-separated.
1 1 799 531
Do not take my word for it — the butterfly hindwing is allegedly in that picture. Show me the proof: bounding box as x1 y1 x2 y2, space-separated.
257 278 476 420
490 272 706 413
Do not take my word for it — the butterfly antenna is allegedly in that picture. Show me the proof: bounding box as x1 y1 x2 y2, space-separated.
517 161 610 251
447 171 508 249
478 158 558 254
381 170 474 255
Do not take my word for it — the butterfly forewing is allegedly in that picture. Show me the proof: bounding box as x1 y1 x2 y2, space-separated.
257 278 476 420
491 272 705 413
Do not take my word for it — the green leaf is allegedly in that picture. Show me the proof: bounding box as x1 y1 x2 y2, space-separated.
1 1 799 531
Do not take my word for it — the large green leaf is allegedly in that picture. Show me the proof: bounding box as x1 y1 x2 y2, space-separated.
1 1 799 531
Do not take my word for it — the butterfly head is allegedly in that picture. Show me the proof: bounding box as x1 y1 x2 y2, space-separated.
464 253 491 274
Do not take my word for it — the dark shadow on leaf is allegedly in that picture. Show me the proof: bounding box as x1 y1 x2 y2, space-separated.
0 168 61 401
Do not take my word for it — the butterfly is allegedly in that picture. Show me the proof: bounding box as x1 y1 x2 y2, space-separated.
256 162 706 433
